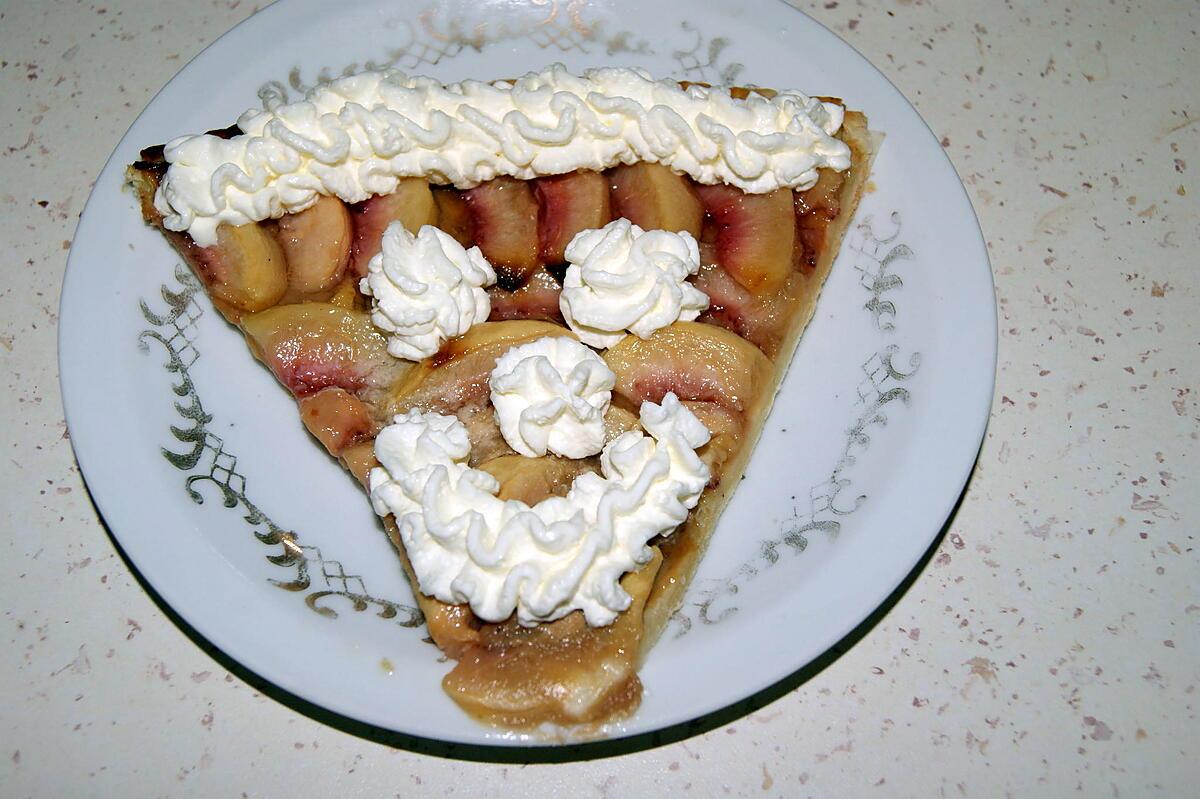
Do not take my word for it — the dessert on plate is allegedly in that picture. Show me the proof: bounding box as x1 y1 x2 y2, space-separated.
127 64 875 731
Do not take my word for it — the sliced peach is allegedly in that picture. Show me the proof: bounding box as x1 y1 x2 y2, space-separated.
241 303 391 397
192 222 288 312
534 170 610 264
795 166 845 221
693 261 801 358
795 167 846 270
694 261 754 336
477 454 597 505
602 321 773 414
681 399 743 483
454 402 512 467
695 184 794 295
276 196 352 294
325 277 360 310
349 179 436 277
432 187 473 247
387 320 572 415
463 177 540 287
486 267 563 324
603 405 640 442
298 387 375 456
609 163 703 239
422 599 482 661
431 320 571 367
443 548 660 727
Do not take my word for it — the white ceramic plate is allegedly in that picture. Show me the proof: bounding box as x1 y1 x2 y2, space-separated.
59 0 995 747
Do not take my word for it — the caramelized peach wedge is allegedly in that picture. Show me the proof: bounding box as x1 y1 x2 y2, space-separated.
609 162 703 238
603 321 773 416
796 166 848 270
297 387 374 456
463 176 540 286
695 184 795 295
477 453 598 508
387 320 572 416
443 549 661 728
192 222 288 314
240 303 400 398
276 195 352 295
349 178 436 277
693 262 806 358
535 169 611 264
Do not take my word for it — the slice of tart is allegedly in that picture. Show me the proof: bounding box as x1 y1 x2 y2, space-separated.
127 66 876 731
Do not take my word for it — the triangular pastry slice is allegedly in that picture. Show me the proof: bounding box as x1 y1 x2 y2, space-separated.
127 66 876 731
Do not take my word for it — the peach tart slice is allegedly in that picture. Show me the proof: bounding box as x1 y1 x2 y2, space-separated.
127 66 875 733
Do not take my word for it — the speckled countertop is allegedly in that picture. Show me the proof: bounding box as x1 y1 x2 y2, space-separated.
2 0 1196 795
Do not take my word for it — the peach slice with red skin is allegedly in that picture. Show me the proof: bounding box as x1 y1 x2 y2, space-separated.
298 387 374 456
241 303 391 397
534 170 611 264
693 261 802 358
432 187 474 247
421 600 482 661
192 222 288 313
602 321 772 415
694 184 795 295
276 196 352 294
349 178 437 277
795 167 846 271
463 177 540 287
608 162 703 239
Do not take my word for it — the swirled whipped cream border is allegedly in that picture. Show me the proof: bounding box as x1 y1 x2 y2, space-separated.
368 392 711 627
154 64 851 245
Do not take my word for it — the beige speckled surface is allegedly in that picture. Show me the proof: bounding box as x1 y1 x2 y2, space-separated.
2 0 1197 795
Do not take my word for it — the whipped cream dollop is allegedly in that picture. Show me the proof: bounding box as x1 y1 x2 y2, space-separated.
359 223 496 361
489 337 615 459
153 64 851 245
367 393 711 626
559 219 710 349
